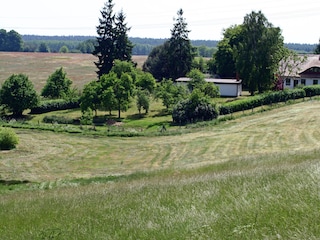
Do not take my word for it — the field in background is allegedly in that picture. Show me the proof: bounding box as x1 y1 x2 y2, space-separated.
0 52 147 92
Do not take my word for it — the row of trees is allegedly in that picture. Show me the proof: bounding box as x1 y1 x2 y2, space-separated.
0 68 74 117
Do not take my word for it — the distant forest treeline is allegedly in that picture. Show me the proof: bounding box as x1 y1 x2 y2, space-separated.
6 34 318 56
21 35 219 57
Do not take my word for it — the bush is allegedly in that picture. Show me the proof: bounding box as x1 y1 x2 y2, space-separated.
303 85 320 97
43 115 74 124
30 98 80 114
172 90 219 125
0 127 19 150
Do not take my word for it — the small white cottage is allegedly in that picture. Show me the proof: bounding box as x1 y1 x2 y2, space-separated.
176 77 242 97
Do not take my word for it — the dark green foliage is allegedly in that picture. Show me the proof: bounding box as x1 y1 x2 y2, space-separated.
213 25 242 78
0 74 39 117
172 89 218 124
142 42 170 80
0 127 19 150
219 89 305 115
143 9 195 80
0 29 23 52
30 98 80 114
41 68 73 99
235 11 284 95
93 0 133 78
303 85 320 97
38 42 50 52
167 9 196 80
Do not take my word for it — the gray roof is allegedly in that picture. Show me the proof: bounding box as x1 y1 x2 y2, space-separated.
176 77 242 84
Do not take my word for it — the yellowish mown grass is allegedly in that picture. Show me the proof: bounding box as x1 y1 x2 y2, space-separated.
1 100 320 182
0 52 147 92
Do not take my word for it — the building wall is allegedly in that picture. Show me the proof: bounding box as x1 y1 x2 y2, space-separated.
215 83 242 97
284 77 320 89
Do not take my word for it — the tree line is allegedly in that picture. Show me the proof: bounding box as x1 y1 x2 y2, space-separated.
1 31 317 56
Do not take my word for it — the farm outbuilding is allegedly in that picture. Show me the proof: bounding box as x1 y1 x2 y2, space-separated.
176 77 242 97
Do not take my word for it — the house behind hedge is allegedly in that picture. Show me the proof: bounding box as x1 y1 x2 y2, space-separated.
283 54 320 89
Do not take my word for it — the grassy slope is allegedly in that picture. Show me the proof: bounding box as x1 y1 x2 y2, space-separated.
1 101 320 181
1 101 320 238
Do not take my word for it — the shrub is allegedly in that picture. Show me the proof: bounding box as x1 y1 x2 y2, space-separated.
219 89 306 115
0 127 19 150
30 98 80 114
43 115 74 124
303 85 320 97
172 90 219 125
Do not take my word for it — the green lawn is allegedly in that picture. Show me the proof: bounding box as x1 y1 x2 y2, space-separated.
1 101 320 239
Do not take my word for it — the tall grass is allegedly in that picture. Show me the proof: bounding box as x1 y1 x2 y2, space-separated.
1 150 319 239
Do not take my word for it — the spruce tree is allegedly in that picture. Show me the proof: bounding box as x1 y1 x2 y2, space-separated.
167 9 196 80
93 0 133 79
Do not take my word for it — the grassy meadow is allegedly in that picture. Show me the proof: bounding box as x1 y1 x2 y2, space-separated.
1 101 320 238
1 52 320 239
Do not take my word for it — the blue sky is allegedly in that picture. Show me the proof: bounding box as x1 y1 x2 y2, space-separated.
1 0 319 44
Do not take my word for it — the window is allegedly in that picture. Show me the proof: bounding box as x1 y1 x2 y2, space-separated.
285 78 291 86
301 79 306 85
313 80 318 85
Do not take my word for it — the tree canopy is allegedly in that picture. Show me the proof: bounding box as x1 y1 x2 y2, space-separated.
41 67 73 99
0 74 39 117
143 9 196 80
0 29 23 52
93 0 133 78
212 11 285 95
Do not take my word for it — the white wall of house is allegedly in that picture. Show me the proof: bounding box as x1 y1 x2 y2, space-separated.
284 78 320 89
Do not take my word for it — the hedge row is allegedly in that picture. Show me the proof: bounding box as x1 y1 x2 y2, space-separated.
30 98 80 114
219 88 306 115
303 85 320 97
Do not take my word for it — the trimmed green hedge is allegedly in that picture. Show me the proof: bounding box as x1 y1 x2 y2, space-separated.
30 98 80 114
219 89 306 115
303 85 320 97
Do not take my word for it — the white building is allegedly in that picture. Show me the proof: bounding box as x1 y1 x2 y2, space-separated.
176 77 242 97
282 55 320 89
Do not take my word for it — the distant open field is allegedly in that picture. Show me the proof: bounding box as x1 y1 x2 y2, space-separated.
0 52 148 92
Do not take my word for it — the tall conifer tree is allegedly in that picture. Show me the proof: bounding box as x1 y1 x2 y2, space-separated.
93 0 133 78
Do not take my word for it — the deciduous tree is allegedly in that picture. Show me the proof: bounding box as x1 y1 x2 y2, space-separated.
41 67 72 99
235 11 284 95
0 74 39 117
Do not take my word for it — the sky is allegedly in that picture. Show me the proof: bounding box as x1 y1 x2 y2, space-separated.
1 0 319 44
